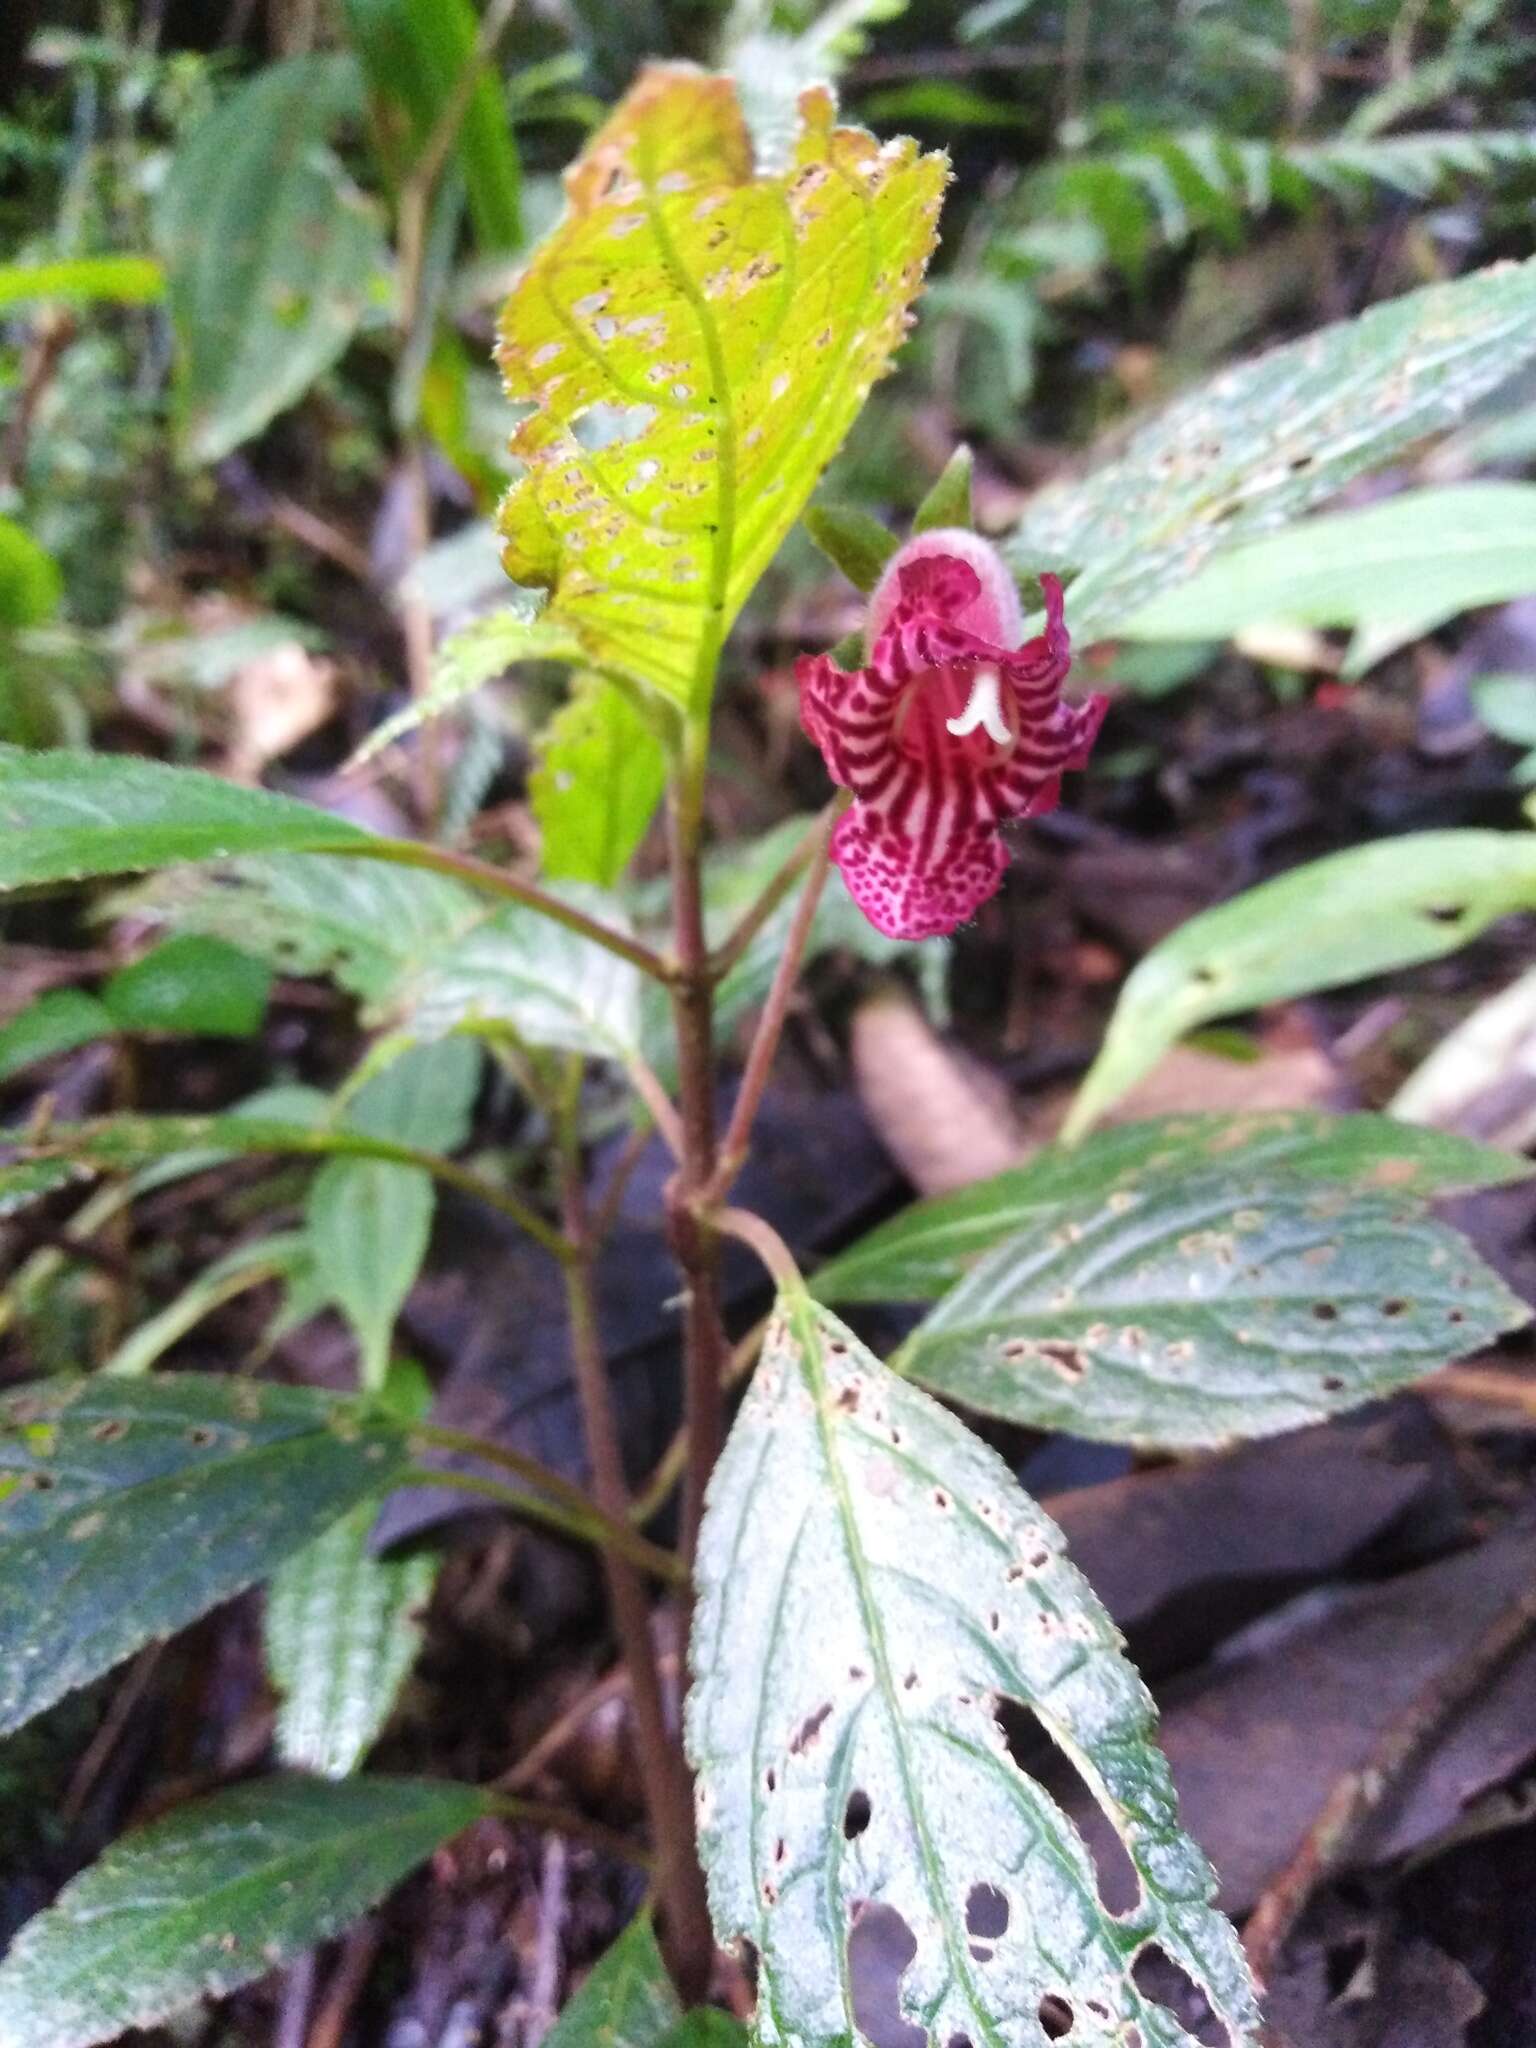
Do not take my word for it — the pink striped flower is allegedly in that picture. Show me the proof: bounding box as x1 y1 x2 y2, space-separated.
797 528 1108 940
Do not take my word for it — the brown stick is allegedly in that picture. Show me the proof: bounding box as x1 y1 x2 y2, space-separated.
1243 1576 1536 1984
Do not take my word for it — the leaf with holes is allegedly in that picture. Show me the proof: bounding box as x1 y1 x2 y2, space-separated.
1067 831 1536 1139
156 55 389 462
532 674 669 886
495 65 946 707
0 748 373 889
813 1110 1532 1303
894 1168 1527 1450
0 1774 486 2048
0 1375 414 1736
687 1293 1261 2048
266 1504 438 1779
1006 258 1536 644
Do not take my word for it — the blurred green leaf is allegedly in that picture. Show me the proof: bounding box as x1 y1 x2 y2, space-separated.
543 1913 681 2048
344 1036 482 1152
911 443 974 534
102 1235 310 1379
496 67 945 707
689 1293 1262 2047
308 1161 434 1391
1009 259 1536 644
156 54 389 462
532 675 668 887
1068 830 1536 1137
802 502 897 594
895 1168 1527 1449
0 256 163 310
1121 484 1536 675
0 990 112 1085
353 605 585 764
1473 673 1536 747
0 519 63 628
102 935 272 1038
0 1375 414 1736
342 0 522 254
814 1111 1532 1303
266 1502 437 1778
0 1775 486 2048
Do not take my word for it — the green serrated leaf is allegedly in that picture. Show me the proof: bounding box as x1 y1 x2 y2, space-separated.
814 1110 1531 1302
0 1774 486 2048
353 607 587 765
495 66 946 707
0 748 372 889
545 1912 681 2048
532 674 669 886
1008 258 1536 643
0 989 113 1085
802 502 899 593
1068 830 1536 1138
0 1376 414 1736
912 443 974 533
1120 483 1536 676
894 1168 1528 1449
156 55 389 463
687 1295 1261 2048
266 1503 437 1778
103 935 272 1039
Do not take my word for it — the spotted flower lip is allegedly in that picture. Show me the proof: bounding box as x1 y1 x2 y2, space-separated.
796 527 1108 941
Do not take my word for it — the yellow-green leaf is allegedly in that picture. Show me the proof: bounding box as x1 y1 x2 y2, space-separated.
532 674 668 886
494 65 947 707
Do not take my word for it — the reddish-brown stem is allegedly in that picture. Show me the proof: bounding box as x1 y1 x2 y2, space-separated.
665 740 733 1573
705 817 837 1206
707 791 850 984
555 1076 713 1997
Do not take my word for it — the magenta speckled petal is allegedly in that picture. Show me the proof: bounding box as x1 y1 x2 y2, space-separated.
796 539 1107 941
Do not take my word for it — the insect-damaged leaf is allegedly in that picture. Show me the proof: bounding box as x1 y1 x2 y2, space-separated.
812 1110 1532 1303
1007 256 1536 644
0 1774 486 2048
1066 830 1536 1138
894 1169 1528 1451
687 1294 1261 2048
495 66 947 707
0 1375 414 1736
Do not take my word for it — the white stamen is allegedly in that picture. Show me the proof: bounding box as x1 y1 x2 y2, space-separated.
945 668 1011 745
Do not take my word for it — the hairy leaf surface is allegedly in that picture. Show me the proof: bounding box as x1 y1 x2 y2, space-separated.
813 1111 1530 1302
1007 258 1536 642
688 1295 1260 2048
0 1775 484 2048
0 1376 413 1735
267 1503 437 1778
0 748 371 888
1067 830 1536 1136
495 66 946 705
895 1170 1527 1449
